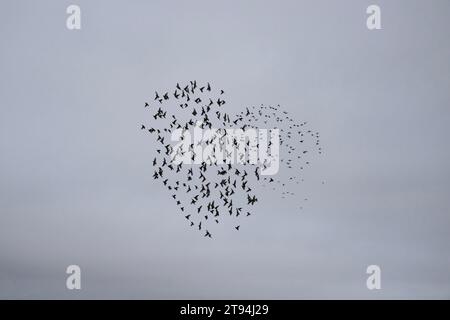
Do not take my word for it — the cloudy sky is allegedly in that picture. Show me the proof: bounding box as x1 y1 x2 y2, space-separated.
1 0 449 299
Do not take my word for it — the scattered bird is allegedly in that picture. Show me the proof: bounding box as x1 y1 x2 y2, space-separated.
141 81 323 238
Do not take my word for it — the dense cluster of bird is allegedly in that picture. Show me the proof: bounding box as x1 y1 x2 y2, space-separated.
141 81 322 237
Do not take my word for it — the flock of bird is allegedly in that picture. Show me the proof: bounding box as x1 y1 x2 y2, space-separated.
141 81 322 238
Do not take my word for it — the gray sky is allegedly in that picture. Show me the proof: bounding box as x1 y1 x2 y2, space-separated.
1 0 450 299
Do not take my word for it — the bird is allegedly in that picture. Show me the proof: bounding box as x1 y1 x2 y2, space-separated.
141 81 322 238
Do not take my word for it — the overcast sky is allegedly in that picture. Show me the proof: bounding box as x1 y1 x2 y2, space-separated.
1 0 449 299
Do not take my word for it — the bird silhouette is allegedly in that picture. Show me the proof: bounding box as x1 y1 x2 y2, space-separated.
141 81 323 238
